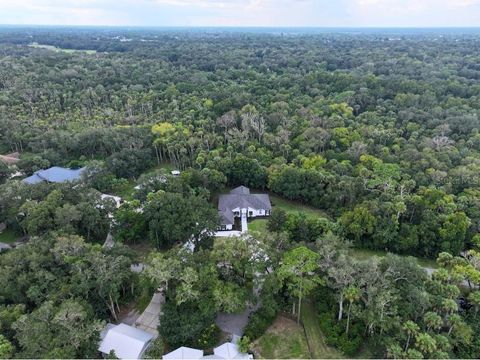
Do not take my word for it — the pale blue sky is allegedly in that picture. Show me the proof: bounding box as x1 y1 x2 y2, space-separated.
0 0 479 27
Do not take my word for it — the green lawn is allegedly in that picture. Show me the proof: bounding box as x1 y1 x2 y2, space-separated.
301 299 344 359
248 193 330 236
269 194 330 219
143 162 176 176
248 219 268 234
110 181 137 201
350 248 438 269
0 229 17 244
252 315 311 359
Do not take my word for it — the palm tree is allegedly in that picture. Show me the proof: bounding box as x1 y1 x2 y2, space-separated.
402 320 419 352
386 344 403 359
468 291 480 318
423 311 443 332
441 298 458 317
415 332 437 356
344 286 360 335
447 314 462 336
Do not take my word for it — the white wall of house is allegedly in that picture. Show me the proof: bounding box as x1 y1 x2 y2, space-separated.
231 207 269 218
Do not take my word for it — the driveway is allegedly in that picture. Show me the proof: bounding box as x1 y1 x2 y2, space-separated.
216 297 261 337
134 292 164 337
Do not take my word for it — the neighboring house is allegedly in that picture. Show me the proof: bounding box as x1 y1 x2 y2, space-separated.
23 166 86 184
217 186 271 231
99 323 154 359
171 170 181 176
163 347 204 360
163 341 252 360
100 194 123 209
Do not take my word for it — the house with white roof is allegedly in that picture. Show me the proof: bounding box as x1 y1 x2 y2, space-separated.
98 323 155 359
163 346 204 360
217 186 271 232
163 341 251 360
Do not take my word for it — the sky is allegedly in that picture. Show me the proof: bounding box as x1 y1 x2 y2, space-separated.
0 0 479 27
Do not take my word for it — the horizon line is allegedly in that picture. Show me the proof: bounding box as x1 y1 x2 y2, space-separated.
1 24 480 29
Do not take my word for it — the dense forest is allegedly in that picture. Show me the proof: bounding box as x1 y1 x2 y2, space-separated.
1 27 480 358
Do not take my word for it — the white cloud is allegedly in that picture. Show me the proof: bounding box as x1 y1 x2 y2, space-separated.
0 0 478 26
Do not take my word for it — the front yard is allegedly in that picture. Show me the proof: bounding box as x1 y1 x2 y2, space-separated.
269 194 330 219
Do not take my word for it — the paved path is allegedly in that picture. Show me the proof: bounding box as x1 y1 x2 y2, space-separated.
134 292 164 337
216 306 255 337
214 230 242 237
103 232 114 249
241 213 248 233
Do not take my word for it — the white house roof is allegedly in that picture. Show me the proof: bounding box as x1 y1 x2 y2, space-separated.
163 346 204 360
98 323 154 359
213 342 250 360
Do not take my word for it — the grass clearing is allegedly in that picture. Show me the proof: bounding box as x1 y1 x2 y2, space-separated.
29 43 97 54
111 181 136 201
0 229 17 244
301 299 344 359
252 315 311 359
350 248 438 269
269 194 330 219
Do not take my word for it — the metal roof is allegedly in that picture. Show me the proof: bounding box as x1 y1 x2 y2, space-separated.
98 323 154 359
163 346 204 360
23 167 86 184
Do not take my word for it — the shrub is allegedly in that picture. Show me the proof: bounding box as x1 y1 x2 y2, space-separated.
244 303 278 340
194 323 220 350
318 311 363 356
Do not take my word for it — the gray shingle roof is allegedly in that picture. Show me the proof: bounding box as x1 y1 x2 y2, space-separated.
218 186 271 225
230 186 250 195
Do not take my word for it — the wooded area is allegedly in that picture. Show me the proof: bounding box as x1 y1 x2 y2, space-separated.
0 28 480 358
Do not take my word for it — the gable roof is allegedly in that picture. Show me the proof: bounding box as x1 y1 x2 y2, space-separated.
213 342 250 359
23 167 86 184
99 323 154 359
218 186 271 225
230 186 250 195
163 346 204 360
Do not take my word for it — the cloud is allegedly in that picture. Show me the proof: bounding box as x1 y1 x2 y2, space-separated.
0 0 478 26
347 0 480 26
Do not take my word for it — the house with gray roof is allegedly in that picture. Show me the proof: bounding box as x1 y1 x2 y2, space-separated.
218 186 271 231
23 166 86 184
